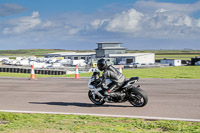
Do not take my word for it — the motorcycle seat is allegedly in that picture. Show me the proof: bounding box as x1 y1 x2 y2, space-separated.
121 77 138 89
129 77 139 81
123 77 138 86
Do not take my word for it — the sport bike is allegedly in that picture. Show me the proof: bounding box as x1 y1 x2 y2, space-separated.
88 72 148 107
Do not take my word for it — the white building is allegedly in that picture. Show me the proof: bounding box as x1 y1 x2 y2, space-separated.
109 53 155 65
160 59 181 66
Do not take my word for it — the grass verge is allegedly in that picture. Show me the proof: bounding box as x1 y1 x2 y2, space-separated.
0 112 199 133
122 66 200 79
155 54 200 60
0 66 200 79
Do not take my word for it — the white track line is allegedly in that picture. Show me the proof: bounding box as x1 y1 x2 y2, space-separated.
0 110 200 122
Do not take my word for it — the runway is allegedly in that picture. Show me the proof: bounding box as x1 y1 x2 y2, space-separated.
0 77 199 121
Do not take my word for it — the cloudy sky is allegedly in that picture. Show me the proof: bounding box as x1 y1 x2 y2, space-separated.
0 0 200 50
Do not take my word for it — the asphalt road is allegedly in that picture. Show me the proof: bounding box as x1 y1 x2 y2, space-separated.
0 77 199 121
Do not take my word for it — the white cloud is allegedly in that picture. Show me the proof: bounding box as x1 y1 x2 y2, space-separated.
197 19 200 27
105 9 144 33
90 3 200 39
64 26 81 35
155 8 168 13
134 1 200 14
91 9 144 33
32 11 39 18
41 21 53 28
3 11 41 34
2 11 83 37
91 19 110 29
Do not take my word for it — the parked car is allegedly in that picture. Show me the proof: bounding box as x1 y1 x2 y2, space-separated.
71 60 86 66
118 61 126 65
133 63 141 68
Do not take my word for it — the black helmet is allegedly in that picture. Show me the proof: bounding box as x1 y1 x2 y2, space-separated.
97 58 107 71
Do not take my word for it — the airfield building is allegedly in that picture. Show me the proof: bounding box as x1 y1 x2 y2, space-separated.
44 42 155 65
95 42 126 58
109 53 155 65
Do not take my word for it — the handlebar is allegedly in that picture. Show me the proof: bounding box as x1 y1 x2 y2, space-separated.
92 72 100 79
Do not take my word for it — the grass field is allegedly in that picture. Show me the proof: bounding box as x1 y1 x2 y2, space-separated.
122 66 200 79
127 50 200 54
0 49 94 57
0 66 199 79
155 54 200 60
0 112 199 133
0 49 71 57
128 50 200 60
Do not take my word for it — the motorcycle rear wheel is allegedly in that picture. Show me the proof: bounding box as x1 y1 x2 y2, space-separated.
128 87 148 107
88 90 105 105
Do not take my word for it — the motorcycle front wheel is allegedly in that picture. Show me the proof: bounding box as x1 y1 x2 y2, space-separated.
88 90 105 105
128 87 148 107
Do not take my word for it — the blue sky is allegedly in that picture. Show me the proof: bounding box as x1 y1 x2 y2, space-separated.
0 0 200 50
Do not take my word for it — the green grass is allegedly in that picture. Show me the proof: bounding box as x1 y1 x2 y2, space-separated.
127 50 200 54
0 49 72 57
0 112 199 133
0 66 199 79
155 54 200 60
0 49 95 57
127 50 200 60
0 72 59 78
122 66 200 79
156 55 200 58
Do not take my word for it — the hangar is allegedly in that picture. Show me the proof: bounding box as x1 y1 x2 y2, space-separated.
109 53 155 65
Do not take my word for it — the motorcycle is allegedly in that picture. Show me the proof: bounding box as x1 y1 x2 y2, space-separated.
88 72 148 107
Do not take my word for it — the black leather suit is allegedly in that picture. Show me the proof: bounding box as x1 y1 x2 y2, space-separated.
101 65 126 93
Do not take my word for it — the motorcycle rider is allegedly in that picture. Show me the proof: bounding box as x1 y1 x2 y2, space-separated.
97 58 126 99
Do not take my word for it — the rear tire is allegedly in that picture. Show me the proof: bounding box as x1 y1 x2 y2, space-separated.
88 90 105 105
128 87 148 107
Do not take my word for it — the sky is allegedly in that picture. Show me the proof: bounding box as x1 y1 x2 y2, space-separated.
0 0 200 50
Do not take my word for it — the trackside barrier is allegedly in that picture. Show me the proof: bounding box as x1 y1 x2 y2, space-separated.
0 67 66 75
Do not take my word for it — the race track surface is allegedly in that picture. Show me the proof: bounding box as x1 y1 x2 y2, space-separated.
0 77 199 121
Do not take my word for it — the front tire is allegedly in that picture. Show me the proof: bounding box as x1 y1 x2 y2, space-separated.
88 90 105 105
128 87 148 107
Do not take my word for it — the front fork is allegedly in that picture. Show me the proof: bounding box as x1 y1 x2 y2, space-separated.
89 88 104 99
